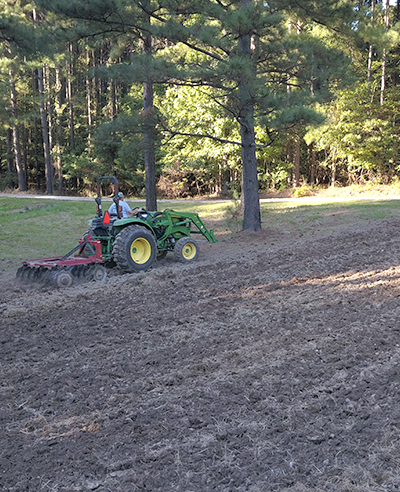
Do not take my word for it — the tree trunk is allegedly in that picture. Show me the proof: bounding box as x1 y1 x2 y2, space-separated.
31 69 41 188
6 128 14 189
381 0 390 105
9 70 26 191
331 150 336 188
67 45 77 189
37 66 54 195
86 49 93 151
238 0 261 231
309 144 316 185
294 138 301 187
110 78 117 120
367 0 375 83
67 44 75 152
45 66 54 158
55 67 64 194
143 80 157 211
142 7 157 211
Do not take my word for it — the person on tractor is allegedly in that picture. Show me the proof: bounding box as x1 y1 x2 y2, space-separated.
108 192 144 218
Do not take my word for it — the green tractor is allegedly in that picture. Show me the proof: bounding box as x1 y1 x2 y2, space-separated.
18 176 217 287
86 176 217 273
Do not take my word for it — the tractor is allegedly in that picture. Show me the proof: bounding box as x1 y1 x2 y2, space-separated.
17 176 217 288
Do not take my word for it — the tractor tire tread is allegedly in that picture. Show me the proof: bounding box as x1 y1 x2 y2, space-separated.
113 225 157 273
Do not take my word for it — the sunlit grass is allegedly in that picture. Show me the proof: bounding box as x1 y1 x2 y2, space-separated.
259 198 400 234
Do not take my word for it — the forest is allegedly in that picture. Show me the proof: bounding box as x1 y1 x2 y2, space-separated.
1 1 400 229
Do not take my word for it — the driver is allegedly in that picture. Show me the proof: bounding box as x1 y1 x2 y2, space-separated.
108 192 143 218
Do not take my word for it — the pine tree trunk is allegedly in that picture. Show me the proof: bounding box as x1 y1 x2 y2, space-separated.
294 138 301 187
331 150 336 188
55 67 64 194
142 8 157 211
37 66 54 195
6 128 14 189
381 0 390 105
31 70 41 189
309 144 316 185
9 70 26 191
238 0 261 232
367 0 375 83
67 46 77 190
45 66 54 157
67 44 75 152
86 49 93 151
143 80 157 211
110 78 116 120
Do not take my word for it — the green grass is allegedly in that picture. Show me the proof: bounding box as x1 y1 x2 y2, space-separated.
260 198 400 234
1 195 400 274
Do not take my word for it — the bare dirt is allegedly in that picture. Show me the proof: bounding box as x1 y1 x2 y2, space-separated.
2 215 400 492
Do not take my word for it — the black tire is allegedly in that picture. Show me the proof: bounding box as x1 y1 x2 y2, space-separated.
174 237 199 263
113 225 157 272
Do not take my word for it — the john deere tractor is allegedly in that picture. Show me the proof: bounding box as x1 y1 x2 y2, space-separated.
18 176 217 287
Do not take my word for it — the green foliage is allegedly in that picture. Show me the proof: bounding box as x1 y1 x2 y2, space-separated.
292 184 320 198
305 83 400 183
0 0 38 57
164 1 351 130
2 0 400 201
156 85 242 196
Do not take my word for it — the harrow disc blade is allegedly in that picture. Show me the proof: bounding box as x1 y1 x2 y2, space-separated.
54 270 73 288
91 265 107 282
16 266 29 280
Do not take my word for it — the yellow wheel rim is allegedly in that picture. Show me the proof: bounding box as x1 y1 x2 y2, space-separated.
130 237 152 264
182 242 196 260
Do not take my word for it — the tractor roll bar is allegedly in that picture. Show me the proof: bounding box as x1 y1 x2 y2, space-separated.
95 176 120 219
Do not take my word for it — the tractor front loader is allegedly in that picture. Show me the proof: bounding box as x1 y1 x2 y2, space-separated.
17 176 217 287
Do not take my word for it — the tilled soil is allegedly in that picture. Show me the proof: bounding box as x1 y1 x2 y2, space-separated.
1 217 400 492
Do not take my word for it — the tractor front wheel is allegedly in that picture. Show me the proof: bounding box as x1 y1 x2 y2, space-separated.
113 225 157 273
174 237 199 263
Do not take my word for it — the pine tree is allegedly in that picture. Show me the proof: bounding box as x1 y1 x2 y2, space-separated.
0 0 37 191
152 0 355 230
31 0 356 209
35 0 161 205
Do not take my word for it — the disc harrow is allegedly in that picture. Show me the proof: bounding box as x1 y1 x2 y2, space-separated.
17 263 108 288
17 234 107 288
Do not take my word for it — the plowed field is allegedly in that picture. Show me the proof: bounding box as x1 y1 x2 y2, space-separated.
2 215 400 491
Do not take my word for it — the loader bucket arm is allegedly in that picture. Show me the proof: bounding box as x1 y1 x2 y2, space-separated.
189 213 217 242
161 210 217 243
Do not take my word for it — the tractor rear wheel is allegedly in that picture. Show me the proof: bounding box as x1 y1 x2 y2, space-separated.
174 237 199 263
113 225 157 272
